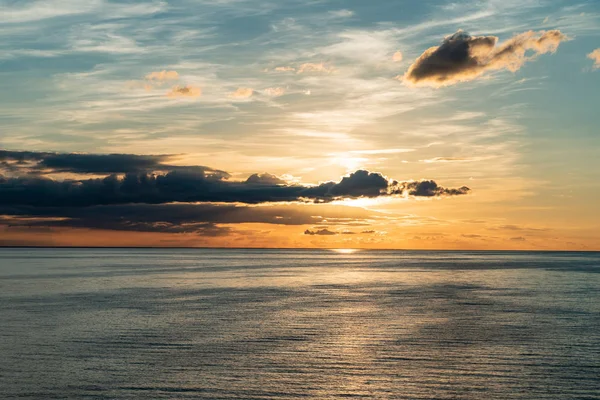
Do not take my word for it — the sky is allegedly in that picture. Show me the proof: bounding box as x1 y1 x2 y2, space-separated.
1 0 599 250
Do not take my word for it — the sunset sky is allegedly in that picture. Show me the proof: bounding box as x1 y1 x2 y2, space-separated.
1 0 599 249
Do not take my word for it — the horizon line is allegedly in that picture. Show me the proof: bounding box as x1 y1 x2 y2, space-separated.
0 246 598 253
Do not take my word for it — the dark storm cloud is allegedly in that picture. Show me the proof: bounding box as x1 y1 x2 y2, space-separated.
403 29 567 87
0 149 227 176
0 168 469 208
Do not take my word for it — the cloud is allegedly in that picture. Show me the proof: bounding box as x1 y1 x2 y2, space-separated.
403 30 568 87
0 151 471 237
273 66 296 72
271 64 334 74
0 150 225 175
420 157 474 163
0 203 378 234
145 70 179 81
392 51 403 62
304 228 337 236
297 63 334 74
510 236 526 242
316 169 390 198
329 9 354 18
350 148 413 155
230 87 254 99
167 85 201 98
488 224 548 232
263 87 286 97
588 49 600 69
128 70 181 92
0 151 470 208
404 180 470 197
0 169 469 208
245 173 287 185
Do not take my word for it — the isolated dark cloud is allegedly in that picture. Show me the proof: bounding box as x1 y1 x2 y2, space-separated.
404 29 567 87
0 150 226 176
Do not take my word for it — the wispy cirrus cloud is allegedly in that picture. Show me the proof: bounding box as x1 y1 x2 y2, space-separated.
297 63 335 74
0 0 166 24
229 87 254 99
420 157 477 163
263 87 286 97
267 63 335 74
328 9 354 19
145 70 179 81
273 66 296 72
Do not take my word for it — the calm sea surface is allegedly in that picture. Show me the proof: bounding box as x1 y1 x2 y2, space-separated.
0 249 599 399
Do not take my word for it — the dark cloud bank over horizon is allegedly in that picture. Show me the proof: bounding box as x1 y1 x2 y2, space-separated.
1 150 470 207
1 203 379 236
0 149 470 234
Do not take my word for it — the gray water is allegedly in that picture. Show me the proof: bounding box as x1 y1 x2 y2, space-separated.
0 249 599 399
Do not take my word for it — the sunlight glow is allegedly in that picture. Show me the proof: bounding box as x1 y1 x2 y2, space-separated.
332 196 399 208
330 156 368 172
331 248 359 254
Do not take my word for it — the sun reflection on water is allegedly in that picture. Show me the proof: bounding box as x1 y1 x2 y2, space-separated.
331 248 359 254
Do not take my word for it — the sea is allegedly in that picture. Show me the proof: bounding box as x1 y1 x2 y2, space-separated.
0 248 599 399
